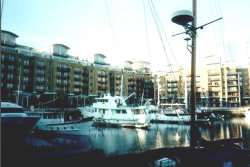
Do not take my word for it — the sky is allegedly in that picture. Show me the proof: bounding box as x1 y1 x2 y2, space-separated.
2 0 250 71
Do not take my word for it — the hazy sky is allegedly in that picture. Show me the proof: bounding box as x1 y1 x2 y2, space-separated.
2 0 250 71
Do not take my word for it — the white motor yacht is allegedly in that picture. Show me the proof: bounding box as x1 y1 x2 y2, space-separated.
27 110 93 135
78 94 151 129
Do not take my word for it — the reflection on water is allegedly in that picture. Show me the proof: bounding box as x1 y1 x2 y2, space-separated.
88 124 191 155
2 117 250 163
200 118 250 149
88 118 250 155
86 117 250 155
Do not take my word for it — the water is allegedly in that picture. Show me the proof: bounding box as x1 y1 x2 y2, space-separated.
2 117 250 166
88 117 250 155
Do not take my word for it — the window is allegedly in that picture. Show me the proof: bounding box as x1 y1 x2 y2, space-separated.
1 55 4 61
7 65 14 71
43 114 48 119
7 83 13 89
24 59 29 66
122 110 127 114
7 74 13 80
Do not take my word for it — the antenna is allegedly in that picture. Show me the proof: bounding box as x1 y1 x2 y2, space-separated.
171 10 222 53
171 10 194 26
171 10 222 38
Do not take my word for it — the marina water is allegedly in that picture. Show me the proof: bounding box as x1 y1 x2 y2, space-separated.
2 117 250 166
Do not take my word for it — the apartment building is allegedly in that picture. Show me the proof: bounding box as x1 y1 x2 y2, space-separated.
1 30 249 108
155 64 250 107
237 67 250 106
1 30 154 108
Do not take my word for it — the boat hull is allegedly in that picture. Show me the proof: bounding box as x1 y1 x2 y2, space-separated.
33 117 93 136
93 117 150 129
1 115 41 136
92 114 150 128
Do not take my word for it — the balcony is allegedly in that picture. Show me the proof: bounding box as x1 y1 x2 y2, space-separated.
227 77 238 81
227 89 238 93
36 73 45 77
56 75 70 80
98 73 106 77
57 66 70 72
36 80 45 85
227 94 239 98
98 86 107 91
167 80 177 83
208 72 220 76
82 84 89 89
208 88 220 92
116 76 121 80
82 78 89 82
82 71 89 76
36 64 46 69
56 82 70 87
74 70 82 75
6 77 14 81
1 46 17 53
128 78 135 82
208 84 220 87
74 84 81 88
74 77 81 81
128 83 135 87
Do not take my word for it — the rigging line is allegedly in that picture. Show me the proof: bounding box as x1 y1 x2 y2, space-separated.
1 0 4 22
147 0 170 67
149 0 179 81
209 0 224 63
149 0 183 99
104 0 117 46
148 0 175 81
150 1 185 99
213 0 233 63
143 0 150 60
150 0 180 72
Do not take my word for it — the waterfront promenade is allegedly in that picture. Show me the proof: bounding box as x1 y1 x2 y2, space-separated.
201 106 250 117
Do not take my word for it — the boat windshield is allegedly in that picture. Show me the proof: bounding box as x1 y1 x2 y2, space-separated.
1 107 24 113
132 109 145 115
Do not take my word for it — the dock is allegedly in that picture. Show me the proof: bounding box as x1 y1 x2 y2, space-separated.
201 107 249 117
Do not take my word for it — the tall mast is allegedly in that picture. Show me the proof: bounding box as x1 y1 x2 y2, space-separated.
172 0 222 148
0 0 2 105
190 0 197 148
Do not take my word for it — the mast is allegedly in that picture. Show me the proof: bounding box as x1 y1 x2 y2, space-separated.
0 0 2 105
171 0 222 148
190 0 197 148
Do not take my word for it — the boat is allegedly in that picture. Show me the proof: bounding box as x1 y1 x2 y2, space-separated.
142 99 211 125
244 107 250 118
161 103 191 123
145 104 168 123
142 101 190 124
1 102 41 136
77 93 151 129
27 110 93 136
